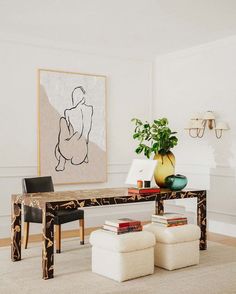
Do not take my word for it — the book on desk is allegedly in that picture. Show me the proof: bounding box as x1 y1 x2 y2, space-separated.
128 187 161 195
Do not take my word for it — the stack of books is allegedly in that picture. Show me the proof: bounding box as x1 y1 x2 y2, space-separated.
128 187 160 195
151 213 188 227
102 218 142 234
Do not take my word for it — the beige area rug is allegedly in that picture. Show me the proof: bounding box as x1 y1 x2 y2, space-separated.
1 239 236 294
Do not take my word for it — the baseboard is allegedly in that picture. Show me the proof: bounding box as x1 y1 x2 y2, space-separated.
0 221 151 247
0 227 98 247
208 220 236 238
2 222 236 248
0 202 155 238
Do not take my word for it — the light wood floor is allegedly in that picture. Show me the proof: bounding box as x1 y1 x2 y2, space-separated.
208 232 236 247
1 225 236 247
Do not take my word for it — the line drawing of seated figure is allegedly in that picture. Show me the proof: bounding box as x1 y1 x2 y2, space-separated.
55 86 94 172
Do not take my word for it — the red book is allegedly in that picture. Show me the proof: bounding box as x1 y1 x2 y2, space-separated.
118 218 141 227
104 218 141 228
128 187 161 194
102 225 129 233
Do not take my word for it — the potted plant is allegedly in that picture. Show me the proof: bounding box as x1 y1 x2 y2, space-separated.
131 117 178 187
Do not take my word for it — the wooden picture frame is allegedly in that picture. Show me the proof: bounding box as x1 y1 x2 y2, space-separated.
38 69 107 184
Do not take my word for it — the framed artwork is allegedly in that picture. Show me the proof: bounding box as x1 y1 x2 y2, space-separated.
38 69 107 184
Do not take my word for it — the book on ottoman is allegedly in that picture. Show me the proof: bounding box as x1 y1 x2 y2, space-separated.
152 213 188 227
102 218 142 234
105 218 141 228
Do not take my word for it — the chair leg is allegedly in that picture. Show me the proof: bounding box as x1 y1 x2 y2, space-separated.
55 224 61 253
79 219 85 245
23 222 30 249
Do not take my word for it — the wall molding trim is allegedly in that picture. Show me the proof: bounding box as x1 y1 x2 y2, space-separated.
0 163 235 179
0 166 36 178
208 209 236 218
177 163 236 178
0 163 130 178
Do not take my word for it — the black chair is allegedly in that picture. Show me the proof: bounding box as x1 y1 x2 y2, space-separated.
22 176 84 253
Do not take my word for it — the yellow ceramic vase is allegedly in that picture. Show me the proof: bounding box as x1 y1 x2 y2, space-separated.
154 151 175 188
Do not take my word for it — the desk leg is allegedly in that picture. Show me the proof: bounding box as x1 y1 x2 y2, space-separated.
11 201 21 261
42 203 54 279
156 199 164 215
197 191 207 250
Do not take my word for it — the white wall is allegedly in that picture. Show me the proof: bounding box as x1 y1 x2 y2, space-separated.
0 36 154 238
3 33 236 240
153 35 236 237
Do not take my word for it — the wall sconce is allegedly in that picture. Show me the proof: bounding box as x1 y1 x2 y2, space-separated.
185 111 229 139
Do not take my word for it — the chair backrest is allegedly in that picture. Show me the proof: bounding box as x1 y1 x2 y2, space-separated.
22 176 54 193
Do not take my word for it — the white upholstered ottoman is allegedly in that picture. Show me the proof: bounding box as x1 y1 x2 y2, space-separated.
89 230 156 282
144 224 201 270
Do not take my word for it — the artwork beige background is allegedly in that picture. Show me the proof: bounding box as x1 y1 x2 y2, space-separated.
38 69 106 184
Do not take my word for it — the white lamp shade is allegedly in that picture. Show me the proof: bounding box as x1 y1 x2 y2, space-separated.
215 121 229 130
203 111 215 120
191 119 204 129
184 120 196 129
191 112 203 120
